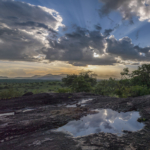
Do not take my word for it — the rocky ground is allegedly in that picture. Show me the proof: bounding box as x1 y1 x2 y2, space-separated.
0 93 150 150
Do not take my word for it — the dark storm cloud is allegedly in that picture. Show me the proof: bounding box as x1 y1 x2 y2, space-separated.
0 0 150 66
37 32 42 34
134 45 150 54
99 0 150 22
0 0 62 62
131 62 140 65
103 24 119 37
15 21 49 29
0 27 44 61
99 0 132 19
38 25 150 66
42 26 118 66
103 29 114 37
0 0 58 29
95 24 102 30
106 36 150 61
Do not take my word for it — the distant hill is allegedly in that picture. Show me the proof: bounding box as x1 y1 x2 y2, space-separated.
13 74 67 80
37 74 66 80
0 76 8 79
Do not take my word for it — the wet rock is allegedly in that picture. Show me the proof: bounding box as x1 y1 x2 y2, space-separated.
127 102 133 106
0 93 150 150
76 104 81 107
122 130 132 134
103 142 110 147
129 143 137 150
22 92 33 96
0 140 4 143
137 117 148 122
144 107 150 114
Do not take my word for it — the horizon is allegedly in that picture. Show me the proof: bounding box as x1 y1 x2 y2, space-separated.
0 72 120 80
0 0 150 78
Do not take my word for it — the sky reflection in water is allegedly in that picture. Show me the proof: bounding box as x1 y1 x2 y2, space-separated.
56 109 144 137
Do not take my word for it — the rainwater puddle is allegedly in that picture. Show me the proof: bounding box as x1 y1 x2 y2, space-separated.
15 108 35 113
56 109 144 137
22 108 35 113
0 112 15 117
66 98 93 107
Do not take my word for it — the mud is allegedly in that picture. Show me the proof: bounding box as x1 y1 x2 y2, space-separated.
0 93 150 150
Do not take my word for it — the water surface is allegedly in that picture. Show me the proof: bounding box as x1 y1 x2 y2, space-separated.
56 109 144 137
0 112 14 117
66 98 93 107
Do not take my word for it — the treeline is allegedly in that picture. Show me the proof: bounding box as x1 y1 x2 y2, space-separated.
0 81 63 99
59 64 150 98
0 64 150 99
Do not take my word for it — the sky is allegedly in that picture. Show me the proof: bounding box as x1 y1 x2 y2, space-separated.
0 0 150 79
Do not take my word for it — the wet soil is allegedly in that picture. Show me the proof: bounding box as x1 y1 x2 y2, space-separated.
0 93 150 150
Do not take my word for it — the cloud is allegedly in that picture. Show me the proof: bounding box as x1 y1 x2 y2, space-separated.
41 26 150 66
103 29 114 37
95 24 102 30
0 0 64 30
0 27 44 61
0 0 150 67
0 0 64 62
106 35 150 61
41 26 118 66
103 24 119 37
99 0 150 22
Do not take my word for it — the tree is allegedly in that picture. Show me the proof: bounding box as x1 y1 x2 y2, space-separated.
131 64 150 87
71 76 92 92
62 71 97 92
62 74 77 87
120 68 129 79
79 71 97 86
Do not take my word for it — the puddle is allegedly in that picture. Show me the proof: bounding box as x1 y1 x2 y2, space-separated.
22 108 35 113
15 108 35 113
66 98 93 107
56 109 145 137
0 112 15 117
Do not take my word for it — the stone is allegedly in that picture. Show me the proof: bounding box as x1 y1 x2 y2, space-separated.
1 140 4 143
22 92 33 96
144 107 150 114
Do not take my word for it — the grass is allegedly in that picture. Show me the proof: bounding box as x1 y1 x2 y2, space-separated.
137 118 148 122
0 80 64 99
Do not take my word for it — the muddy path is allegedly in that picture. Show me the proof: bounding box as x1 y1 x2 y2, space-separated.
0 93 150 150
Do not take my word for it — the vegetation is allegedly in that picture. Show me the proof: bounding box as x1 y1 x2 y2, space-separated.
137 117 148 122
62 71 97 92
0 88 23 99
61 64 150 98
1 64 150 99
0 80 63 99
57 88 71 93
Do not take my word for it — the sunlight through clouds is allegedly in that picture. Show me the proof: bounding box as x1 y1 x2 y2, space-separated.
0 0 150 78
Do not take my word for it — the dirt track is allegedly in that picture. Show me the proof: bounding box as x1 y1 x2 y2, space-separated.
0 93 150 150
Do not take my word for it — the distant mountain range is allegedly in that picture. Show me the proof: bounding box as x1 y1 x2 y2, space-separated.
0 74 67 80
0 76 8 79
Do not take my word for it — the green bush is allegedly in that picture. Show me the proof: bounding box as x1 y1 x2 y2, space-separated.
115 85 150 98
115 88 124 98
71 76 92 92
123 86 150 97
57 88 72 93
94 78 119 96
62 71 97 93
0 88 23 99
